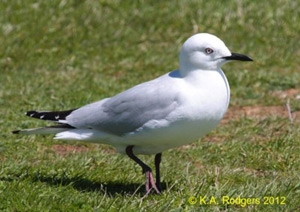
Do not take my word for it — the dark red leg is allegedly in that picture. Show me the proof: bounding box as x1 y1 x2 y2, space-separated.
126 146 161 194
155 153 162 192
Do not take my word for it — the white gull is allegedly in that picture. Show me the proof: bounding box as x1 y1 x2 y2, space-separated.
13 33 252 194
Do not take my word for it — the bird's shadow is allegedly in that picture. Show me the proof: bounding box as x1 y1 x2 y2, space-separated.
32 174 169 196
33 174 146 196
0 172 168 196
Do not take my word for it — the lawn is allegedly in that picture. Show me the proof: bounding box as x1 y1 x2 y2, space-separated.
1 0 300 211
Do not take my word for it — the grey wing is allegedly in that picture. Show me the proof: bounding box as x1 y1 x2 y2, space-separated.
66 81 179 135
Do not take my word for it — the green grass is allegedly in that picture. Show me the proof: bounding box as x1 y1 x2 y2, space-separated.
1 0 300 211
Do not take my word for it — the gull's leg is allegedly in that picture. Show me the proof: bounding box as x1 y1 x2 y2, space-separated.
126 146 160 194
154 153 162 192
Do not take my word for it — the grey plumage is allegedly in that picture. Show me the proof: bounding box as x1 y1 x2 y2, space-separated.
66 74 180 135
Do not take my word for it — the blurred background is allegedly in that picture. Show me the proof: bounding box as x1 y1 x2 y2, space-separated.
2 0 299 109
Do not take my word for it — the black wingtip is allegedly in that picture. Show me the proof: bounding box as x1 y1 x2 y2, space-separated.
24 109 76 121
25 110 46 120
26 111 37 117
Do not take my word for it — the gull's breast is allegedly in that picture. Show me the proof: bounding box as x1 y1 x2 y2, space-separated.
119 69 230 155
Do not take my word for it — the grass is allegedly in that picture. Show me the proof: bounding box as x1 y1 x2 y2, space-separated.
1 0 300 211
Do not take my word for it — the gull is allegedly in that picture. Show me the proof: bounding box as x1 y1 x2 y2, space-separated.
13 33 252 194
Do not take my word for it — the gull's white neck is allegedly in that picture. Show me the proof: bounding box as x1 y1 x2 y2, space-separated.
179 67 231 115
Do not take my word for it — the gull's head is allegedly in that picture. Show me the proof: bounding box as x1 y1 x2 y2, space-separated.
179 33 252 73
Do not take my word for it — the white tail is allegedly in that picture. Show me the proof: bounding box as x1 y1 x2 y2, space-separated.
12 126 72 135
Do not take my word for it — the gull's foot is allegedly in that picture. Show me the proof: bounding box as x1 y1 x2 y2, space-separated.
145 171 161 195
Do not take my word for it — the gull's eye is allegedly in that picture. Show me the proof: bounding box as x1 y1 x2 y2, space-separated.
205 48 214 54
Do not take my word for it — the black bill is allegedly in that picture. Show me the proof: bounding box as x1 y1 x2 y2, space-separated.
223 52 253 61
